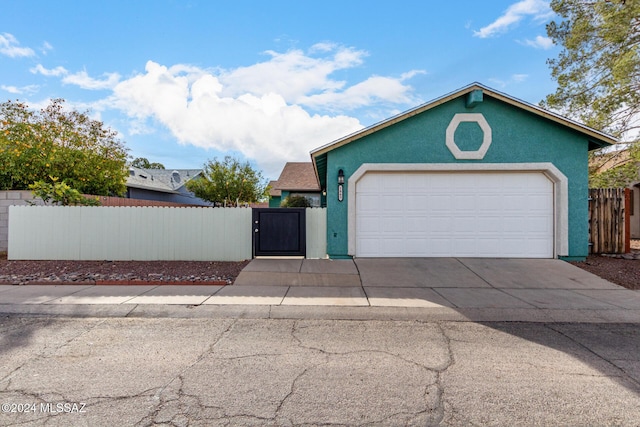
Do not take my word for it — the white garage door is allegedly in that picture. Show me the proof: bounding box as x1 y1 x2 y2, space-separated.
355 172 554 258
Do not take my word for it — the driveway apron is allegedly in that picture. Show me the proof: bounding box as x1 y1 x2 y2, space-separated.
230 257 640 320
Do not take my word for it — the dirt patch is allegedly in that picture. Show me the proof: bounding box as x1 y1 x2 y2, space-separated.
0 259 250 285
571 254 640 290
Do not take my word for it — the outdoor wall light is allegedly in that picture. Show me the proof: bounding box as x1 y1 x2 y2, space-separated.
337 169 344 202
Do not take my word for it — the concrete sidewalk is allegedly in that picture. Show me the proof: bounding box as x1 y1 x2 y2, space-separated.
1 257 639 322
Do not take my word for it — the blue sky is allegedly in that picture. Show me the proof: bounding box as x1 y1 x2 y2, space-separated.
1 0 560 179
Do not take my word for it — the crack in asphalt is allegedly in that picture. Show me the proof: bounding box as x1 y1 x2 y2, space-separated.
0 317 107 390
6 318 638 426
284 320 454 426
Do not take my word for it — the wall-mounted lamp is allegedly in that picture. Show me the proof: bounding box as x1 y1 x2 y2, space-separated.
337 169 344 202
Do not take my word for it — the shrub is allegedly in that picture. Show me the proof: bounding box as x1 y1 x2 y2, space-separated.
281 195 311 207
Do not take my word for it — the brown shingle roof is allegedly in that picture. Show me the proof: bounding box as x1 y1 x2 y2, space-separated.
270 162 320 195
268 180 281 197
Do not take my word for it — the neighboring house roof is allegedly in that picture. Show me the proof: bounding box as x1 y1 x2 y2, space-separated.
268 180 281 197
269 162 320 197
127 167 203 194
310 82 618 189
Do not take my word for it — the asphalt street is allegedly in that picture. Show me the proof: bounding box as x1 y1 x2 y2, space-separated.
0 316 639 426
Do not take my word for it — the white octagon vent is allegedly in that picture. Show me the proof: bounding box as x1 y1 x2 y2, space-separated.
446 113 492 160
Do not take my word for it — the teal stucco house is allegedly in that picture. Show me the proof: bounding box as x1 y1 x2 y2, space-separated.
310 83 616 261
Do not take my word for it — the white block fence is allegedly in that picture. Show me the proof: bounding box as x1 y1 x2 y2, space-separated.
8 206 327 261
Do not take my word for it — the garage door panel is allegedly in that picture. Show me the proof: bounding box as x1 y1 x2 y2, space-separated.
381 239 405 256
453 238 477 255
407 195 428 211
431 195 454 210
526 239 552 256
406 216 429 232
429 216 452 232
453 217 478 232
382 217 404 233
358 216 380 233
477 195 502 210
405 239 428 255
454 195 476 210
528 216 553 232
477 239 501 255
357 174 381 191
431 239 452 256
529 194 553 208
357 194 380 210
356 172 554 258
477 218 503 232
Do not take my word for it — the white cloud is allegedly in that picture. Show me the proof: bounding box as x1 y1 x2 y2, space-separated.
62 70 121 90
520 35 554 49
41 41 53 54
109 61 362 175
22 44 419 176
31 64 68 77
1 84 39 95
0 33 35 58
474 0 553 38
299 71 425 111
31 64 120 90
219 45 368 103
489 74 529 88
105 46 421 176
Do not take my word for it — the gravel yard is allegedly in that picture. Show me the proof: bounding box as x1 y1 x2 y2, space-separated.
571 256 640 290
568 239 640 290
0 258 250 285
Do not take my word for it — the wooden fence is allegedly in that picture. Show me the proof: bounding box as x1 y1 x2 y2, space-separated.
8 206 327 261
588 188 630 254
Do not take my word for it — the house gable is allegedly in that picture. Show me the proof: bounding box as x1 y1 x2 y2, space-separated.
312 83 615 190
311 83 617 260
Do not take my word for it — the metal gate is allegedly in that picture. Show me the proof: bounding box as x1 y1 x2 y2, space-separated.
252 208 306 257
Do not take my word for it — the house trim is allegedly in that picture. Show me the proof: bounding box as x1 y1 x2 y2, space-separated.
347 163 569 258
445 113 493 160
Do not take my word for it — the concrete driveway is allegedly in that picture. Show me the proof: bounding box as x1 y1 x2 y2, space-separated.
232 257 640 321
1 257 638 322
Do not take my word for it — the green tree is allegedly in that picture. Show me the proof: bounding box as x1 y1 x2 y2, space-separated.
0 99 129 195
543 0 640 187
28 180 101 206
131 157 165 169
186 156 269 206
281 195 311 207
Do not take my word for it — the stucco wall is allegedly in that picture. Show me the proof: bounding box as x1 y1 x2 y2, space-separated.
324 95 591 259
